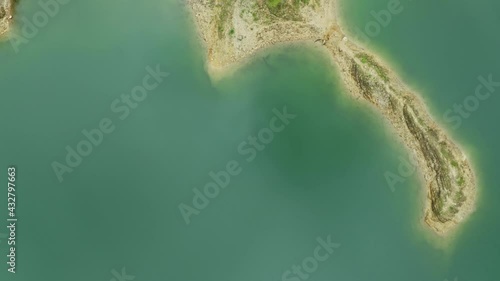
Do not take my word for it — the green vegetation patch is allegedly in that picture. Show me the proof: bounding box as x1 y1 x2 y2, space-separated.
264 0 307 21
267 0 283 8
356 53 389 82
0 7 6 19
447 205 459 216
215 0 235 39
440 144 461 171
435 197 445 215
455 189 466 203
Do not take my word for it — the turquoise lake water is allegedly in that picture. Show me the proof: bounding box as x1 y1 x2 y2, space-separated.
0 0 499 280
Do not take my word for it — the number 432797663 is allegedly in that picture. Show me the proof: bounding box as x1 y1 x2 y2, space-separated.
8 167 16 217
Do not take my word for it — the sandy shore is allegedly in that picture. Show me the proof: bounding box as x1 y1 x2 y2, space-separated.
186 0 477 236
0 0 13 38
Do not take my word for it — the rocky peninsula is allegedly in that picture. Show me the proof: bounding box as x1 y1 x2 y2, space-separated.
185 0 477 236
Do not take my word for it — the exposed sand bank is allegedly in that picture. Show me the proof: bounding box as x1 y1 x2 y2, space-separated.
185 0 477 236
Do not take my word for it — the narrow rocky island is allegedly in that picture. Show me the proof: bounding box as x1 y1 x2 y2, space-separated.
185 0 477 236
0 0 14 37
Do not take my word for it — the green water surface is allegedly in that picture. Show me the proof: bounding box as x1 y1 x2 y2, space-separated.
0 0 499 280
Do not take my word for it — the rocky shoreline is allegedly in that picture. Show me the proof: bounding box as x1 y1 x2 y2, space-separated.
185 0 477 236
0 0 13 37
